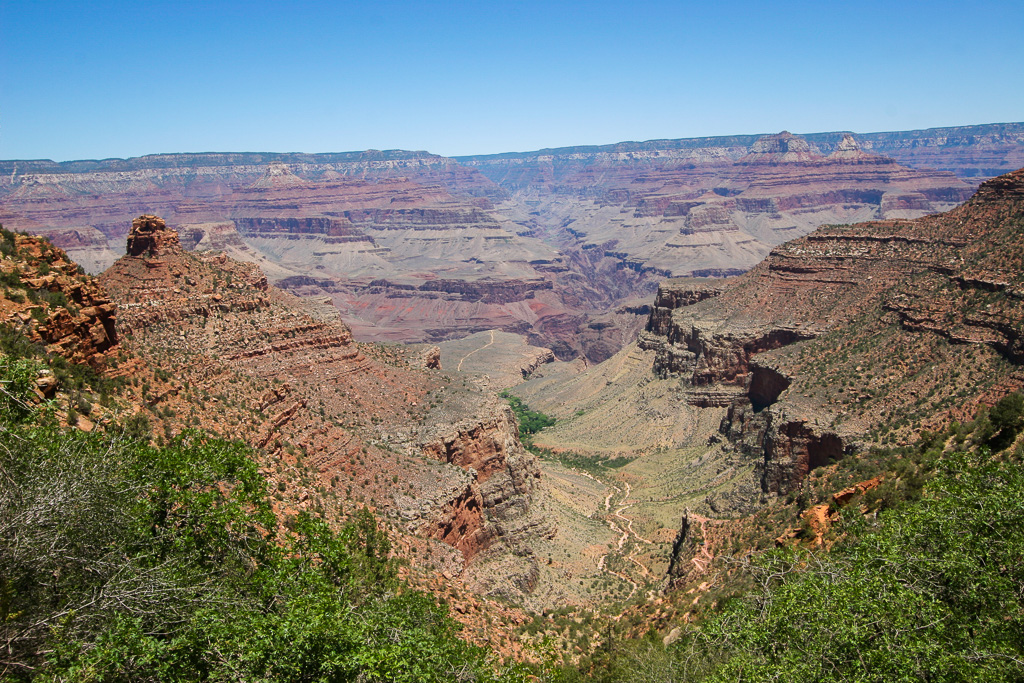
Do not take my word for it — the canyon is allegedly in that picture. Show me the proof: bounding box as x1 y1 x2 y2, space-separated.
3 126 1024 661
513 166 1024 596
3 123 1020 364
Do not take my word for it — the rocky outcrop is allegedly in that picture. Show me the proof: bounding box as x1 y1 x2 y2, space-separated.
101 216 546 581
645 279 723 336
415 403 542 559
665 510 732 588
417 477 490 560
646 168 1024 502
421 406 527 483
759 414 848 494
1 232 117 368
233 216 374 242
738 132 821 164
125 214 181 257
641 316 813 386
819 122 1024 180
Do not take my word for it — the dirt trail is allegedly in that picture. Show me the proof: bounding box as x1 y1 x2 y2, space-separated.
456 329 495 372
585 476 655 602
687 513 715 573
612 483 654 546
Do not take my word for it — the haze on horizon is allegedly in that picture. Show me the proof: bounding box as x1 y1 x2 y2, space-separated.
2 0 1022 162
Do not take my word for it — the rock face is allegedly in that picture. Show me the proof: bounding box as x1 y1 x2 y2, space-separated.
620 167 1024 584
462 130 978 308
740 131 819 163
640 168 1024 502
99 215 544 573
0 154 589 351
3 124 1018 365
0 230 116 368
807 122 1024 180
125 214 180 256
416 405 542 559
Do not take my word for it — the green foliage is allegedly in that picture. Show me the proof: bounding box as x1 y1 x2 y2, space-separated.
534 447 632 475
585 449 1024 682
500 391 555 442
0 225 16 257
0 269 23 288
0 325 44 361
0 321 123 399
0 357 514 681
0 355 41 422
988 391 1024 450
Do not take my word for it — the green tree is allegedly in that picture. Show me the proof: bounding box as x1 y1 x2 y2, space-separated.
0 353 518 681
988 392 1024 450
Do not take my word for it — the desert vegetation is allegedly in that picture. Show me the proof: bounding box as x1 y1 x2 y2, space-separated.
533 407 1024 681
0 356 528 682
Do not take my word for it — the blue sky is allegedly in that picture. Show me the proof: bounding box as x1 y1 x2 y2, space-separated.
2 0 1022 160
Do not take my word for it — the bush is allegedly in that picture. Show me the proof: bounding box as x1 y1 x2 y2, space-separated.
621 449 1024 683
988 392 1024 450
0 375 515 682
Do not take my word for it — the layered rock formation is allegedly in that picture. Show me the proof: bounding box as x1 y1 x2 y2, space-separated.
0 155 586 350
465 130 975 284
99 215 546 574
515 167 1024 593
644 168 1024 498
0 151 516 283
0 228 116 368
804 122 1024 181
3 124 1017 363
3 126 1016 363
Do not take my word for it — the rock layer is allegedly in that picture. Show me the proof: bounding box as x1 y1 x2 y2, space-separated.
467 130 975 285
0 232 116 367
100 216 544 570
3 124 1018 362
643 168 1024 499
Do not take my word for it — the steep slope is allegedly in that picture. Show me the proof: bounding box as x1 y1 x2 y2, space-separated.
0 230 117 370
98 216 550 594
646 167 1024 492
514 167 1024 592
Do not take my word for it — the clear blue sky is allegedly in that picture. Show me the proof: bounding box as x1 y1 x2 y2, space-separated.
2 0 1022 161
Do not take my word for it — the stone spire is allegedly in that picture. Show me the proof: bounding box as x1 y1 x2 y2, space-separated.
125 215 181 257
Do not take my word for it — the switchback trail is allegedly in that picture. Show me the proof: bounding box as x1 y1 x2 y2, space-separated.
579 472 654 604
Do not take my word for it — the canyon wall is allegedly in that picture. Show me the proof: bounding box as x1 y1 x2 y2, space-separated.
2 124 1020 362
98 216 545 572
466 131 976 282
641 168 1024 502
641 167 1024 584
